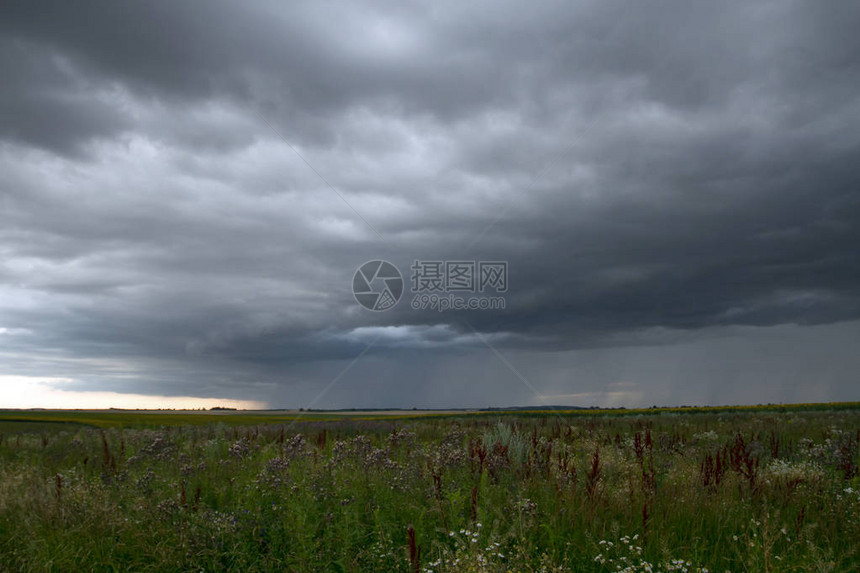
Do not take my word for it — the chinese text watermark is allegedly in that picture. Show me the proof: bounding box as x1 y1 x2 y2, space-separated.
352 260 507 312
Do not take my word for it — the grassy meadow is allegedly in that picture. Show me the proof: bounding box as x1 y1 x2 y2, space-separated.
0 404 858 572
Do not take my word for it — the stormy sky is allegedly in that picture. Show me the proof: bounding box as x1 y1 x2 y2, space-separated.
1 0 859 409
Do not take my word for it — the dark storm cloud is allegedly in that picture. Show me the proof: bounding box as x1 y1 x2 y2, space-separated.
0 36 129 155
1 0 859 406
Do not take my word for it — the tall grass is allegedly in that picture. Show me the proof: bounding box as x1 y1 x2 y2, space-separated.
0 409 857 571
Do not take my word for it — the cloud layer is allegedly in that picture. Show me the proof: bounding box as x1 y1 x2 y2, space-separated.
2 0 859 407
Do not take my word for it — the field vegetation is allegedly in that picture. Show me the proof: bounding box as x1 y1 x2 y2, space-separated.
0 404 858 571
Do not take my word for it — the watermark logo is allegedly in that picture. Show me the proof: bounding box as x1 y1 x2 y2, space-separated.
352 260 404 311
353 259 507 312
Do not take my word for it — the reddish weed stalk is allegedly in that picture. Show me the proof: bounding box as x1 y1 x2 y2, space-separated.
54 473 63 512
101 431 116 473
700 447 728 491
729 433 759 491
406 523 421 573
585 446 602 499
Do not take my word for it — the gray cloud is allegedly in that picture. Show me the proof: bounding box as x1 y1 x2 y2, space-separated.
1 0 859 407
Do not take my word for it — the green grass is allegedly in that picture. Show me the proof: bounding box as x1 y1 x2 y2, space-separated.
0 405 858 571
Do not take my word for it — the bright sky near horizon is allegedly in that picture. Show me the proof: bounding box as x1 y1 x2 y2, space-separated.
1 376 266 410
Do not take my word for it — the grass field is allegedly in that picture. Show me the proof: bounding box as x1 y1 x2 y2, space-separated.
0 403 858 571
